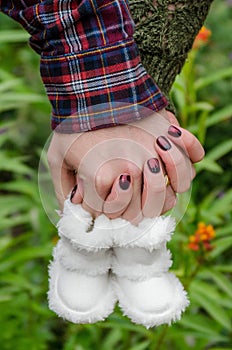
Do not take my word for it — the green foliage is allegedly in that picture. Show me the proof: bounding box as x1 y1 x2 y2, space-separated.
0 0 232 349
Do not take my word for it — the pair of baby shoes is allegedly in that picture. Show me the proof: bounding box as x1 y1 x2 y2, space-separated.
48 198 189 328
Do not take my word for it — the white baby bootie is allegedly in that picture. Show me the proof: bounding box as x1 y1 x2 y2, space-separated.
57 200 113 250
111 216 189 328
48 200 116 324
48 198 189 327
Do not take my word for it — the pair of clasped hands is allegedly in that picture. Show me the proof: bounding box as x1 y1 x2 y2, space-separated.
47 109 204 225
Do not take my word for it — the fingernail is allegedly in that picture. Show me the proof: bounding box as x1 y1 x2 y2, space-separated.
70 184 77 202
119 175 131 190
168 125 182 137
147 158 160 173
156 136 171 151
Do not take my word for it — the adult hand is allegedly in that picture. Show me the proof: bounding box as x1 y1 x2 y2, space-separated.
47 109 204 224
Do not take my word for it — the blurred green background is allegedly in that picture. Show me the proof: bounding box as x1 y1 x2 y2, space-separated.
0 0 232 349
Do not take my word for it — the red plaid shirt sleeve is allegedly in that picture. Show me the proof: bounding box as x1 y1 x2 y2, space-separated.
0 0 168 133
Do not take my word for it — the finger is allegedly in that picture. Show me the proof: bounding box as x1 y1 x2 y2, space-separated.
48 157 76 210
81 164 115 218
103 174 133 219
155 136 194 193
161 185 177 214
166 111 180 126
191 165 196 180
167 125 205 163
142 158 166 217
81 179 104 218
121 166 143 225
70 178 83 204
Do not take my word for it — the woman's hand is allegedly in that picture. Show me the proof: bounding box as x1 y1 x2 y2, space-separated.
47 109 204 224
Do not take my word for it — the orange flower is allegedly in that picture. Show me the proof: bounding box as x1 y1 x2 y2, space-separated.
188 242 200 251
188 222 215 252
193 26 211 49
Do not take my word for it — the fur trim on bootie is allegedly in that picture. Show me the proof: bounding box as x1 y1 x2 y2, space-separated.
111 215 176 249
58 199 175 251
54 237 112 275
57 200 113 251
112 243 172 281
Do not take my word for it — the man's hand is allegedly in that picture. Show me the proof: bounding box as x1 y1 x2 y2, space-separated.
47 109 204 224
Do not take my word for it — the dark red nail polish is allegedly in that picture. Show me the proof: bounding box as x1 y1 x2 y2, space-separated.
168 125 182 137
147 158 160 173
70 184 77 202
119 175 131 190
156 136 171 151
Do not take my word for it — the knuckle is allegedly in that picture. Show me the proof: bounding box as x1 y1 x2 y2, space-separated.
197 147 205 161
164 201 176 213
47 153 60 169
162 195 177 213
125 162 141 179
187 135 199 149
151 182 166 194
176 181 191 193
95 172 113 190
170 153 185 168
191 167 196 180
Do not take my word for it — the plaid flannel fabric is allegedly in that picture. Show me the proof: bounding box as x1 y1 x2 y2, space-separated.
1 0 168 133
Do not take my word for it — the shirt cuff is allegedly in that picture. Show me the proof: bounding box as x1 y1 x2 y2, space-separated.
40 38 168 133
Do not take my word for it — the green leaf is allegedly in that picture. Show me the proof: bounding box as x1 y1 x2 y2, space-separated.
215 225 232 237
0 92 46 104
129 341 151 350
206 139 232 161
168 321 229 346
0 195 32 218
187 102 214 113
191 277 232 308
205 189 232 217
0 232 32 250
215 265 232 273
0 237 12 252
0 101 25 113
100 314 151 335
0 295 12 302
195 157 223 174
180 313 221 337
0 244 53 273
0 78 22 92
0 30 29 42
191 280 223 303
0 214 31 231
102 328 122 350
1 273 40 294
0 120 16 136
0 180 38 198
189 105 232 133
196 110 209 144
170 76 186 113
195 66 232 90
0 153 33 174
191 289 231 331
209 236 232 259
204 269 232 298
